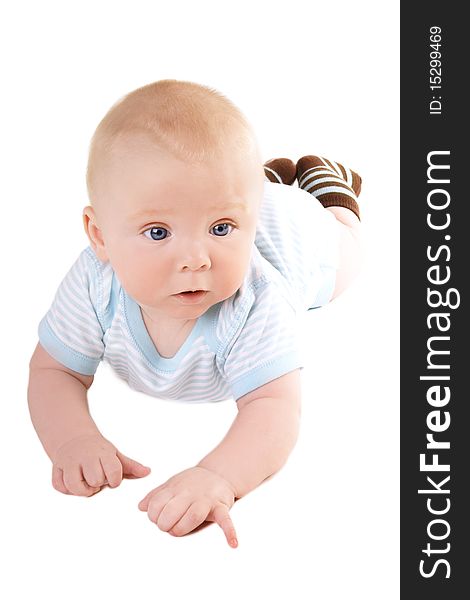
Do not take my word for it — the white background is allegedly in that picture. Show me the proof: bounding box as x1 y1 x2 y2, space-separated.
1 1 399 598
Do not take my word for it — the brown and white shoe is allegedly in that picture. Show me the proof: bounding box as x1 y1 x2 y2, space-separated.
296 155 362 219
263 157 297 185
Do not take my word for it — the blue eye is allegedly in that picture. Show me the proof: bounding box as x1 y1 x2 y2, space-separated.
144 227 169 241
212 223 233 237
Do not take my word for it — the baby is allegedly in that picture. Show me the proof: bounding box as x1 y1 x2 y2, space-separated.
27 79 362 549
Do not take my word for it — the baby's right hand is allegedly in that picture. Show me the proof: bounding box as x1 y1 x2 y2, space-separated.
51 433 151 497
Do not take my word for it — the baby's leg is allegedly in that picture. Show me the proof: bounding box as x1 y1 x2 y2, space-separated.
326 206 362 299
296 155 363 300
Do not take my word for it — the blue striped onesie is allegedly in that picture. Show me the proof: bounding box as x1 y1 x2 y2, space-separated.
38 181 340 403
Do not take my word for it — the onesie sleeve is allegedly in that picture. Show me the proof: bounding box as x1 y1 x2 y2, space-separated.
217 281 304 401
37 247 105 375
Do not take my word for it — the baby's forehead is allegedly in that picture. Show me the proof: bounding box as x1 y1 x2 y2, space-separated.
124 188 255 220
99 133 263 212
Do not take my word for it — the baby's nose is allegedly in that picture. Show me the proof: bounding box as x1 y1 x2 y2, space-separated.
181 259 210 272
178 245 211 272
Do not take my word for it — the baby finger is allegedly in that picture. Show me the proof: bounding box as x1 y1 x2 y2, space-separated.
138 483 166 511
156 495 194 533
212 504 238 548
99 454 123 488
81 459 107 489
63 464 100 497
145 489 175 526
52 465 70 495
169 500 211 537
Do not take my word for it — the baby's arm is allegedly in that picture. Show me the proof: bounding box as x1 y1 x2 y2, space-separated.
28 342 150 495
28 342 99 459
197 369 301 499
137 369 300 547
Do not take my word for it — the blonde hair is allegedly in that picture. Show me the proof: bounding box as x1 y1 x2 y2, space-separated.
86 79 260 203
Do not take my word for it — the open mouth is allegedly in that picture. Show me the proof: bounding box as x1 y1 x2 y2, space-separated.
173 290 208 304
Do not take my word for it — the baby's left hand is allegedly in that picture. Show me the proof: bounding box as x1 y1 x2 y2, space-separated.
138 466 238 548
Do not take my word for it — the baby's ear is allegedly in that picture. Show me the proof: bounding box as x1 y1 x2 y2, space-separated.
82 206 109 262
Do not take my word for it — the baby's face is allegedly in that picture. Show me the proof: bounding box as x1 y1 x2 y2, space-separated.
87 136 264 323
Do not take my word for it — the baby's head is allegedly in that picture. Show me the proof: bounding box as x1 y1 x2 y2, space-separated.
83 79 265 322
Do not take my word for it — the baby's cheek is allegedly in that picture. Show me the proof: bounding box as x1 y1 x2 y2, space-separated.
133 270 167 303
112 251 165 303
218 254 248 297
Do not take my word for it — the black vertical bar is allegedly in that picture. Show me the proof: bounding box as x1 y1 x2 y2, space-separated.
401 3 469 598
